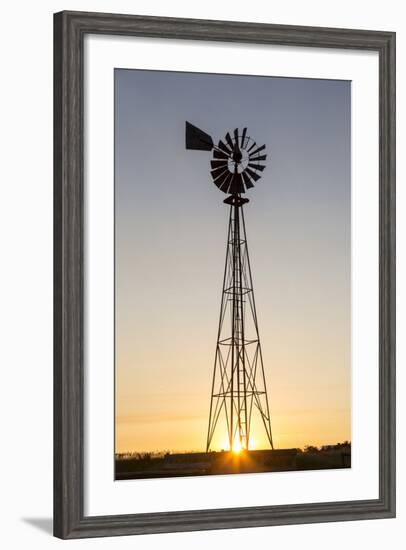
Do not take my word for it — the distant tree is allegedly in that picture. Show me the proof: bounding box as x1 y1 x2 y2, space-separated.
304 445 319 453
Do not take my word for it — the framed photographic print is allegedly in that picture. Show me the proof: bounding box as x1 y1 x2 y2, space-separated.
54 11 396 539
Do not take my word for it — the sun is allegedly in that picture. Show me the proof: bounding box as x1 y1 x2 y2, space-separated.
218 436 255 454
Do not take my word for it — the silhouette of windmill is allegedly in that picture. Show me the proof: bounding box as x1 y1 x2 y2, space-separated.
186 122 274 453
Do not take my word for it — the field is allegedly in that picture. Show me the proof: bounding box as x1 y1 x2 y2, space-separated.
115 444 351 480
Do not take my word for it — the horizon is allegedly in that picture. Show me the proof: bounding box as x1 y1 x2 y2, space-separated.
115 440 352 457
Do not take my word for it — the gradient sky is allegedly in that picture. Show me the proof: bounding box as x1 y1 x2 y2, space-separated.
115 69 351 454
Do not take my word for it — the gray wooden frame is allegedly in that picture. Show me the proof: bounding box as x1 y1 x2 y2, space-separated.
54 10 396 539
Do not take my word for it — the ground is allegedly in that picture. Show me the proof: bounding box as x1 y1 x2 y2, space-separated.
115 446 351 480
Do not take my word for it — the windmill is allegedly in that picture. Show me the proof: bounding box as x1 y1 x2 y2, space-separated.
185 121 274 453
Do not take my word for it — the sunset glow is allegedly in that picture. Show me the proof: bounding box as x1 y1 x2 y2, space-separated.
115 69 351 456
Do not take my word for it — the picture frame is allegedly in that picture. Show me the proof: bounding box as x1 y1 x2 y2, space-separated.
54 10 396 539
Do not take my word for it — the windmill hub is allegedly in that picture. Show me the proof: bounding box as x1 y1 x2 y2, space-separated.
232 146 243 163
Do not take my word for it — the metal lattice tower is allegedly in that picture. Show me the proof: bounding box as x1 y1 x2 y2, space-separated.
185 122 274 452
206 194 273 452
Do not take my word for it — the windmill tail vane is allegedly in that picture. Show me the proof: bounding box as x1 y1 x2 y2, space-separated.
185 121 274 453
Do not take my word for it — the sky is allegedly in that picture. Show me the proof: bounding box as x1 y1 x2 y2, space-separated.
115 68 351 454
